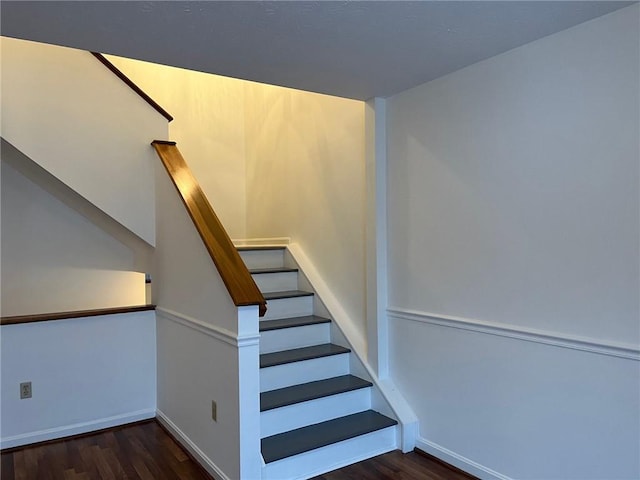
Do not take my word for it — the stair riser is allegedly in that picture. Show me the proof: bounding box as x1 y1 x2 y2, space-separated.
261 388 372 437
262 296 313 320
239 249 284 270
261 426 398 480
260 354 349 392
253 271 298 293
260 323 330 354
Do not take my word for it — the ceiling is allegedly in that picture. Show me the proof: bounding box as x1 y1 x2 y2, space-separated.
1 1 634 100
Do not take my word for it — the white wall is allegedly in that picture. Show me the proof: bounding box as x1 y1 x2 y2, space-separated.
1 140 148 316
245 85 367 341
387 6 639 480
106 55 248 239
0 311 157 448
1 37 168 246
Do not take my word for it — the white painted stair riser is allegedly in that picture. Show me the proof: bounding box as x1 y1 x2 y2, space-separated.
238 249 284 270
261 426 398 480
252 271 299 293
260 323 330 354
261 296 313 321
261 388 372 437
260 354 349 392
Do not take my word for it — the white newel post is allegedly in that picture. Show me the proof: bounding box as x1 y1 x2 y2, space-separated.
237 305 262 479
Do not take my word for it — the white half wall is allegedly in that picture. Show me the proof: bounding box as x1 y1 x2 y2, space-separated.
1 141 147 316
0 311 157 449
386 5 639 479
154 154 239 333
1 37 168 245
154 156 261 478
156 306 261 480
389 314 639 480
155 311 241 480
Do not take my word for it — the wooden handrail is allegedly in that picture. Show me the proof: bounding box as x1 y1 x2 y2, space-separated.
91 52 174 122
1 305 156 326
152 140 267 316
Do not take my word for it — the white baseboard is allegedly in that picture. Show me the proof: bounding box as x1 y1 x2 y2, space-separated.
0 408 156 449
156 409 231 480
416 437 512 480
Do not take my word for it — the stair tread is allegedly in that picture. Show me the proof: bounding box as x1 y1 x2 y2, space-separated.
261 375 372 411
236 246 285 251
263 290 313 300
261 410 397 463
250 267 299 274
260 315 330 332
260 343 350 368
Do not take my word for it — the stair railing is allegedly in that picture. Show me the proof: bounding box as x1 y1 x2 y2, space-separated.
90 52 265 315
91 53 174 122
152 140 267 316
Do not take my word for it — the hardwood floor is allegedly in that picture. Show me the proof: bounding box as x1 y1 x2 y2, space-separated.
0 420 212 480
312 449 477 480
1 420 476 480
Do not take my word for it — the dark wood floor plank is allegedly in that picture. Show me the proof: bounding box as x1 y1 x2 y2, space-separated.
160 431 189 463
45 442 71 480
101 447 130 479
66 438 91 478
123 428 170 480
0 420 212 480
2 450 15 479
78 443 102 480
112 428 142 479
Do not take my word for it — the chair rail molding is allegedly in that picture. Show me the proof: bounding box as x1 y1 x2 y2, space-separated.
387 307 640 361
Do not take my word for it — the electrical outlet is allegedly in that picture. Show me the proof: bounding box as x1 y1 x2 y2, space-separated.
211 400 217 422
20 382 32 399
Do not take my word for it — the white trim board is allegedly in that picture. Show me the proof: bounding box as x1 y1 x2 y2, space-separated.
416 437 512 480
287 244 367 357
232 237 290 247
0 409 155 449
388 307 640 361
156 409 231 480
156 307 260 348
364 97 389 379
286 243 418 452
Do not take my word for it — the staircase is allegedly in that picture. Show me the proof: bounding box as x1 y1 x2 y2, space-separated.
238 246 398 480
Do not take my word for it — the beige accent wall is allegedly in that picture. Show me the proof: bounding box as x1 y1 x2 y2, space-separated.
106 57 368 341
244 85 367 339
106 56 248 239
